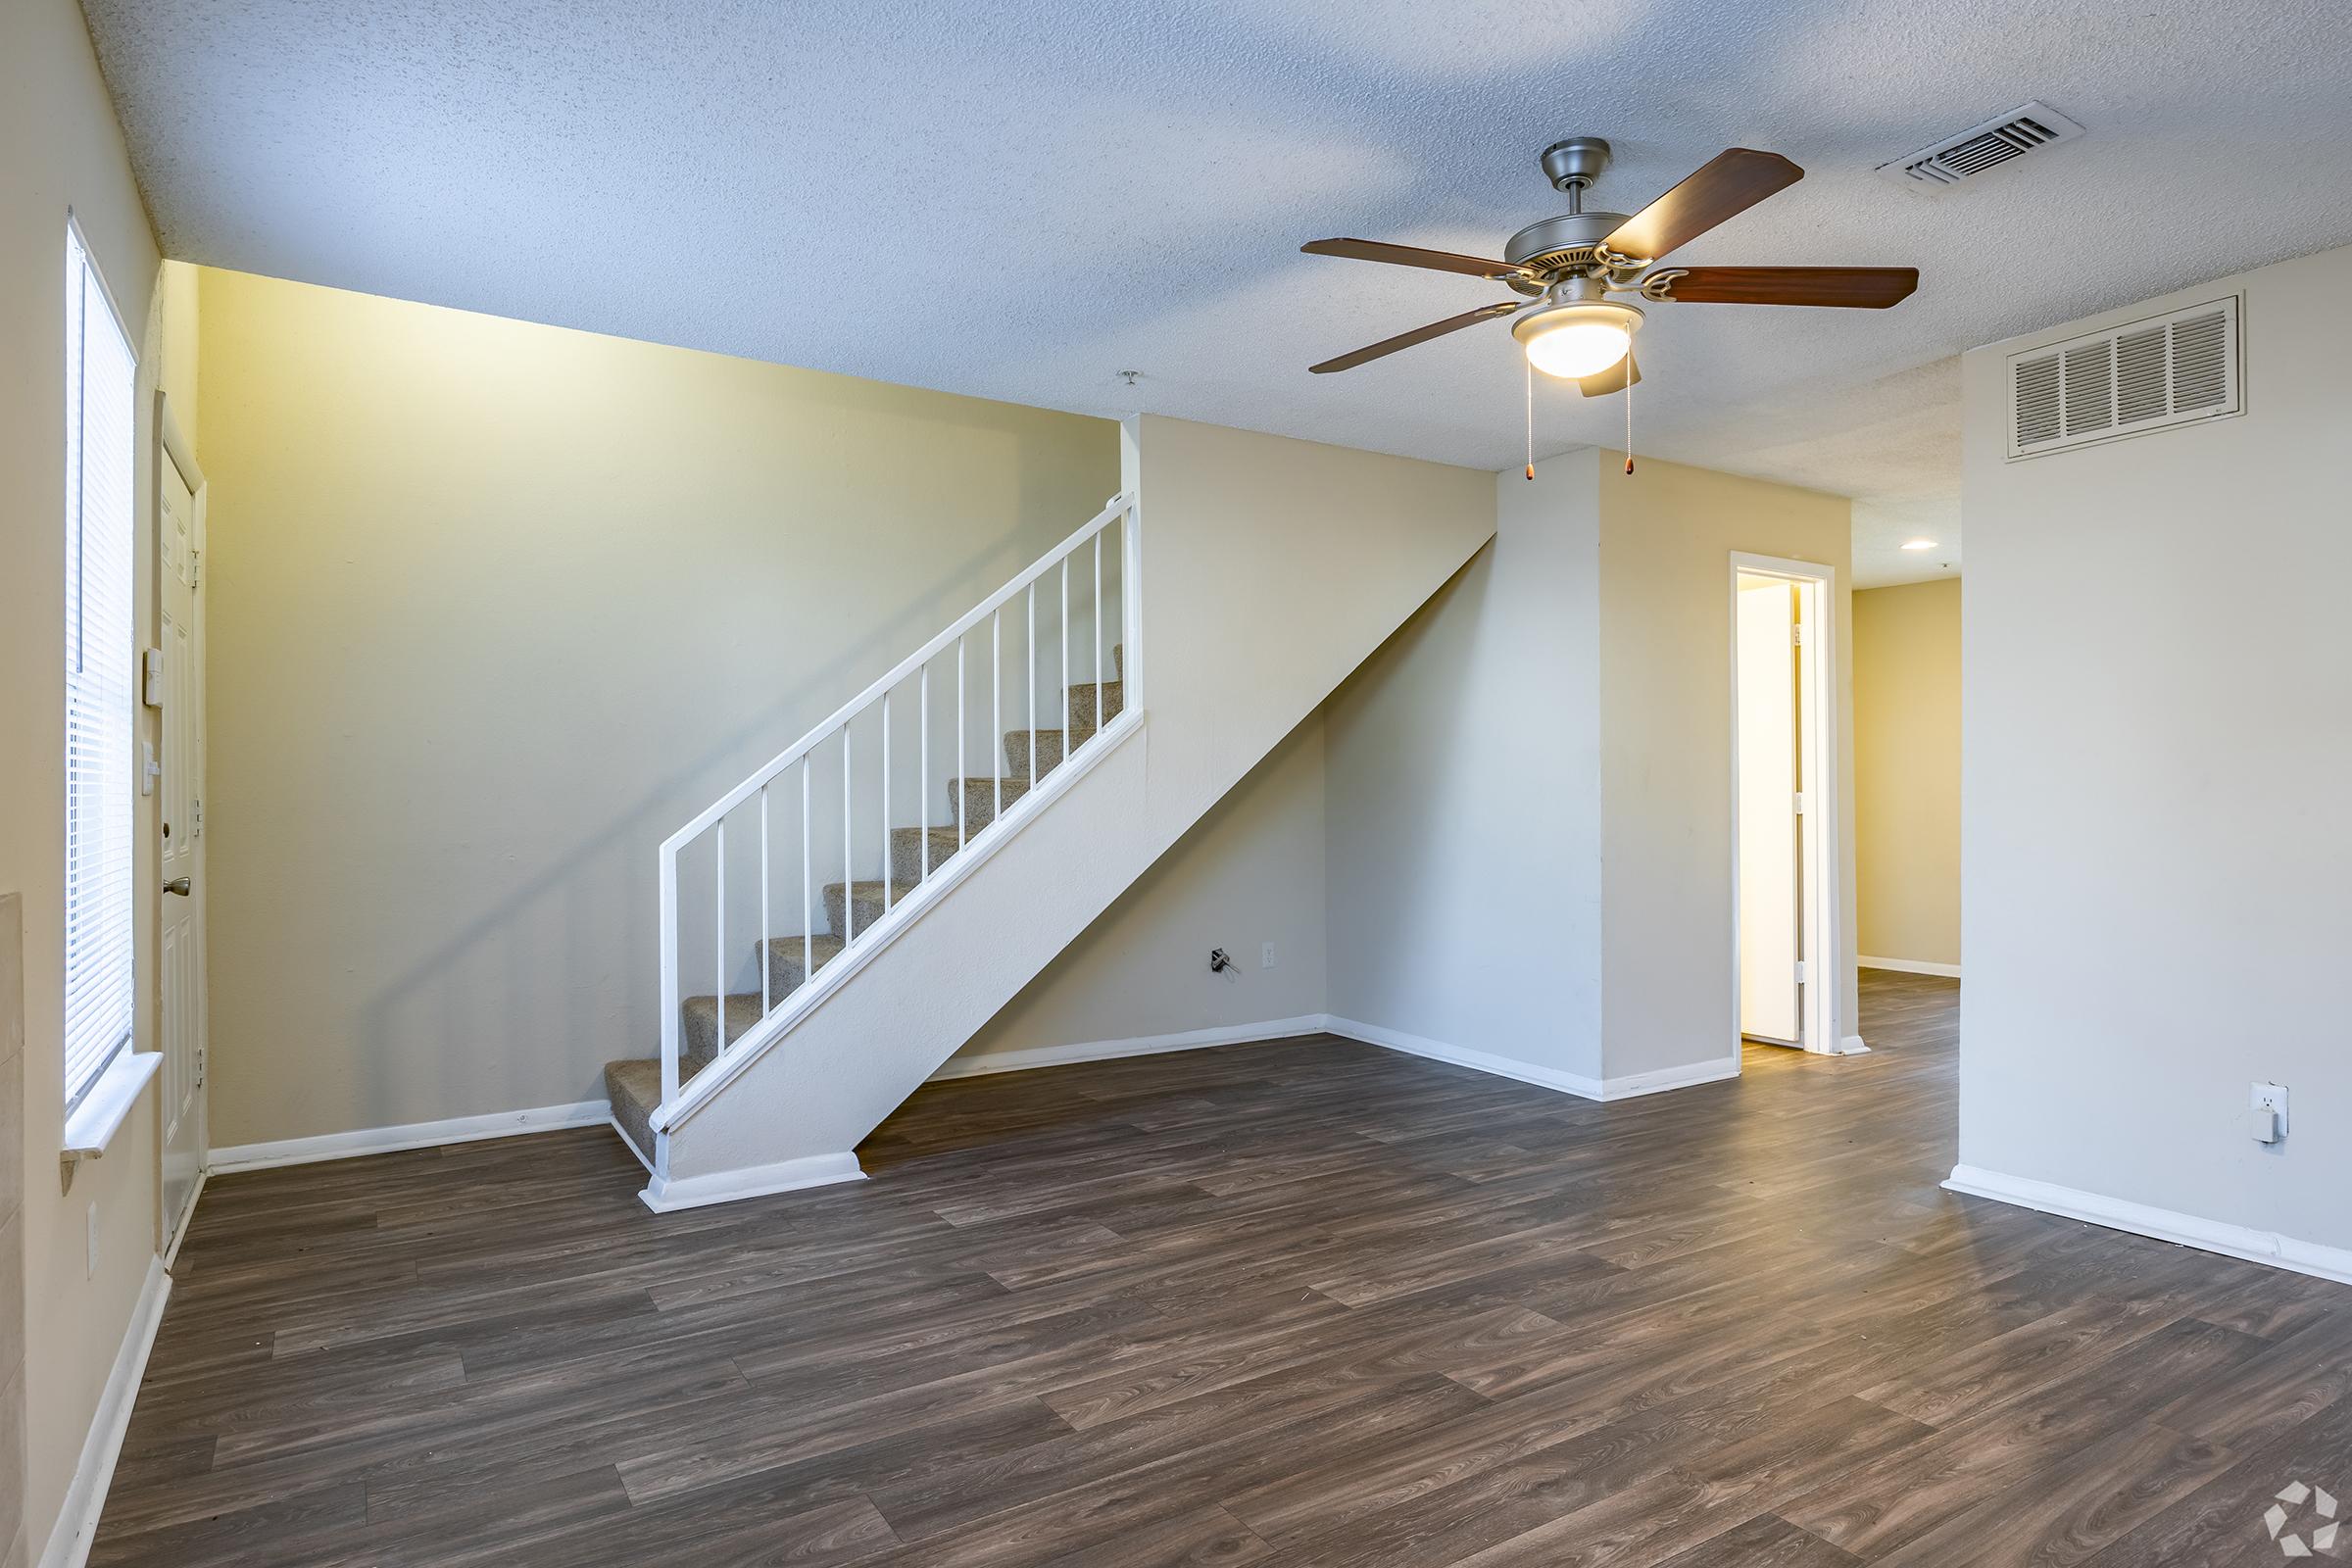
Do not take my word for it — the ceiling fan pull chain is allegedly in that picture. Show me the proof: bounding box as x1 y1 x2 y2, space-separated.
1525 358 1536 481
1623 350 1636 475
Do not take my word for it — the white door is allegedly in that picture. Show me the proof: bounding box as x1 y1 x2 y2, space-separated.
159 435 207 1250
1736 575 1802 1044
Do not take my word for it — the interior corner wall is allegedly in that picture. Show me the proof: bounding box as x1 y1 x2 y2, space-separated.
1597 454 1857 1078
1 1 180 1558
1854 578 1961 968
1959 243 2352 1260
1323 453 1605 1084
195 266 1119 1150
950 713 1329 1066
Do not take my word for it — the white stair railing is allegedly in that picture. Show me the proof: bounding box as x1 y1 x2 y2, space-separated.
653 493 1139 1133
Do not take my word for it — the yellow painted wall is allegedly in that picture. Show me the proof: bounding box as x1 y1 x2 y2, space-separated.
1854 578 1961 967
1597 453 1859 1069
195 267 1119 1149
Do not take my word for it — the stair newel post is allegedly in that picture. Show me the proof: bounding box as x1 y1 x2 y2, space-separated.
758 785 770 1018
801 756 812 989
1093 531 1103 739
713 818 726 1056
881 691 892 916
659 843 679 1107
919 664 930 882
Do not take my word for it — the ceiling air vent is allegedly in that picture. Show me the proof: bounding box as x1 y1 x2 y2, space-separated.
2006 296 2242 461
1881 102 2085 190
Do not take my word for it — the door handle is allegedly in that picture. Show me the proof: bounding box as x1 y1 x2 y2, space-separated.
164 878 192 897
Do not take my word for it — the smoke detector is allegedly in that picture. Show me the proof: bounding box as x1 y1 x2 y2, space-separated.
1880 102 2085 190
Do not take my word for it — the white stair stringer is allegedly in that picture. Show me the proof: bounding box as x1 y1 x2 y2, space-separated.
649 416 1495 1207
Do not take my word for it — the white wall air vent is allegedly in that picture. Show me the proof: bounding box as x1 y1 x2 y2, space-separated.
1881 102 2085 190
2005 296 2242 461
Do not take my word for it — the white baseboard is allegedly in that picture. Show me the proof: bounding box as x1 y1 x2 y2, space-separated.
1943 1163 2352 1287
1322 1015 1744 1102
40 1256 171 1568
929 1014 1330 1080
1323 1014 1607 1099
209 1100 612 1174
1860 956 1961 978
1838 1034 1872 1055
639 1152 865 1212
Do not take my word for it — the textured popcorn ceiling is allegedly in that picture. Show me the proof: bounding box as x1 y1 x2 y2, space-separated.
82 0 2352 583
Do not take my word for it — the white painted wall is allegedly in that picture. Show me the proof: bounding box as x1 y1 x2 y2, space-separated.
1324 456 1605 1085
1957 243 2352 1263
951 715 1329 1067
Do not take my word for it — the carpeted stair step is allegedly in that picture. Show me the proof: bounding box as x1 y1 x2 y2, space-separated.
946 774 1030 834
1004 721 1100 780
823 878 921 939
1066 678 1123 730
888 824 967 885
754 932 847 1001
604 1059 664 1164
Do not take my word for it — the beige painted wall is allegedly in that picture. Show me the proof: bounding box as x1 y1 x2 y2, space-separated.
1854 579 1961 967
0 2 188 1557
196 267 1118 1148
1597 453 1859 1074
1960 244 2352 1254
953 715 1329 1064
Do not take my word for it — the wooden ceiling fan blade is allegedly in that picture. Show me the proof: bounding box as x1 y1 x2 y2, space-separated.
1599 149 1803 263
1648 266 1920 307
1577 357 1642 396
1301 238 1533 283
1308 302 1522 373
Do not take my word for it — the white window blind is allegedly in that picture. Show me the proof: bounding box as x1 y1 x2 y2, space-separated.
64 221 137 1110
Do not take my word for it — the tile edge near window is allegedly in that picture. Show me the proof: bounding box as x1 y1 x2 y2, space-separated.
63 1049 161 1160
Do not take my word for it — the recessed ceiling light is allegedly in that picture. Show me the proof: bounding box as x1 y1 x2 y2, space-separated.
1900 538 1938 551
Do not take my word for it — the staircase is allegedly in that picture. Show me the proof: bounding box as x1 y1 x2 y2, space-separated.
604 649 1124 1164
605 416 1495 1210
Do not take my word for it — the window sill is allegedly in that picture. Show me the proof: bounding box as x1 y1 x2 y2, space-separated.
63 1050 162 1164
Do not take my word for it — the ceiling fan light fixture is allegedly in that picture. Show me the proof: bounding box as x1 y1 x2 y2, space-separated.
1513 298 1644 379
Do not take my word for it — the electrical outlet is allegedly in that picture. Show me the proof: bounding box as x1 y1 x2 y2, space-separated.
87 1200 99 1279
1261 942 1276 969
2251 1082 2289 1138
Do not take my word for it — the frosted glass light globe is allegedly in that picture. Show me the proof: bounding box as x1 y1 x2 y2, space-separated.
1512 300 1643 380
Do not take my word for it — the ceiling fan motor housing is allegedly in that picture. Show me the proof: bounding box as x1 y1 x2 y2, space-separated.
1502 211 1632 290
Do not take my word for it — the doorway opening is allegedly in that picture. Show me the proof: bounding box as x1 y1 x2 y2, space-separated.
1731 554 1844 1057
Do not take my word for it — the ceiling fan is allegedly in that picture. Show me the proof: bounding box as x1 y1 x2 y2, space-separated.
1301 138 1918 394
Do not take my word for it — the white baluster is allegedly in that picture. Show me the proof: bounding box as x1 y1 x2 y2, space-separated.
881 690 892 915
842 725 854 942
1061 557 1070 746
801 756 812 990
660 848 679 1105
758 785 770 1017
1027 583 1037 786
919 664 930 881
992 609 1002 828
1094 531 1103 741
956 636 967 855
713 818 726 1056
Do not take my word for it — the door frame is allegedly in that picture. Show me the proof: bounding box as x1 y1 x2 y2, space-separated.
1727 552 1850 1061
155 390 208 1261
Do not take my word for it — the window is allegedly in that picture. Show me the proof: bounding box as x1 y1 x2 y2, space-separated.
64 220 137 1112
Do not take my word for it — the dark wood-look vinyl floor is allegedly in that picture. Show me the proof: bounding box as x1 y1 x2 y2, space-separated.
94 970 2352 1566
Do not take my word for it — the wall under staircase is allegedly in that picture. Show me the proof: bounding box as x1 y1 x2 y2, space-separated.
635 416 1494 1207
